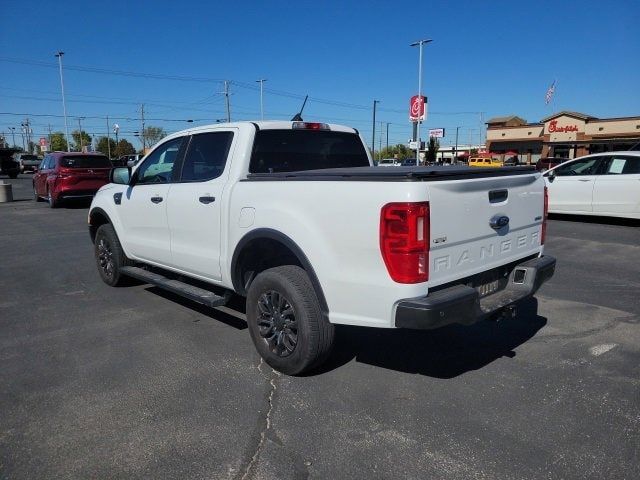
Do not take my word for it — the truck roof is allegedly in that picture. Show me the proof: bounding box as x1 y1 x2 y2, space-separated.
167 121 359 140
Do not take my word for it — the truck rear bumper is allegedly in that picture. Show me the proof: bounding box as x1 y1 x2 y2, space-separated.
395 255 556 330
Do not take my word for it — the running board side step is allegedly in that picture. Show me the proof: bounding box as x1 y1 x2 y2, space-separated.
120 266 230 308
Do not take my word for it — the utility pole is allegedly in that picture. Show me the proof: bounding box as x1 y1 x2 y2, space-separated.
224 81 231 122
454 126 460 163
48 124 52 152
371 100 379 160
256 79 267 120
55 51 71 152
106 116 111 159
379 121 383 154
141 104 146 151
9 127 16 148
386 122 390 150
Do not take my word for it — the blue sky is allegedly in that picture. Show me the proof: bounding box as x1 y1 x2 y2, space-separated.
1 0 638 151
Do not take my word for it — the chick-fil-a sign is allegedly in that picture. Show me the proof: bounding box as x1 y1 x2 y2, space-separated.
549 120 579 133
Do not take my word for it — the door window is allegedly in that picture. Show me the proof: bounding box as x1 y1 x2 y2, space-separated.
604 156 640 175
135 137 184 184
180 132 234 182
554 157 603 176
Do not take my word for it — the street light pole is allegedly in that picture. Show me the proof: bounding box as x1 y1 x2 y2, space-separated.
77 117 84 151
454 126 460 163
372 100 379 161
410 39 432 166
55 51 71 152
9 127 16 148
256 79 267 120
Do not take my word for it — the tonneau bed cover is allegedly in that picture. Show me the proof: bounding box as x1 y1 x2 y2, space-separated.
246 165 537 182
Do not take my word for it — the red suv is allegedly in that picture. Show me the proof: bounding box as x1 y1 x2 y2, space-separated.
33 152 112 207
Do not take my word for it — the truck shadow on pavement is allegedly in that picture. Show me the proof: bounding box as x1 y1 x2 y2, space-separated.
314 297 547 378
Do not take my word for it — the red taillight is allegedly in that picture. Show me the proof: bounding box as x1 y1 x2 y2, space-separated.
380 202 430 283
542 186 549 244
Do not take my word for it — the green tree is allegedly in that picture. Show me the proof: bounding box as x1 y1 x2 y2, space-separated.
50 132 68 152
142 126 166 148
96 136 117 158
376 144 415 161
425 137 440 164
116 139 136 157
71 130 92 152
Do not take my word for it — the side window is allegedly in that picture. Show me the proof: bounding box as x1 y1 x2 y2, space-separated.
135 137 184 185
554 157 602 176
39 156 48 170
605 156 640 175
180 132 234 182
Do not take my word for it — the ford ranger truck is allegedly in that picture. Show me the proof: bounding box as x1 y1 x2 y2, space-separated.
88 121 555 375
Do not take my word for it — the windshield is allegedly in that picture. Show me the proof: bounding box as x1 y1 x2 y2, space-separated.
61 155 111 168
21 155 38 160
250 130 369 173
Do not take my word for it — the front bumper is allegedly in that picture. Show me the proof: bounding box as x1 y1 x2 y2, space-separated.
395 255 556 329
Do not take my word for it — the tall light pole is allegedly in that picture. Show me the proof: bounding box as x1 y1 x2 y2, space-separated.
372 100 379 160
55 51 71 152
9 127 16 148
77 117 85 151
256 79 267 120
410 39 432 166
113 123 120 158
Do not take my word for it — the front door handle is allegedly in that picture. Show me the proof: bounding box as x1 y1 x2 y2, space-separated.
199 196 216 204
150 196 163 204
578 179 592 182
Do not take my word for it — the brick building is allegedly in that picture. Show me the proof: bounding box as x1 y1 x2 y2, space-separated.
485 111 640 164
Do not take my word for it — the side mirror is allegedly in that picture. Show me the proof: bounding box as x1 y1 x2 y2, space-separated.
110 166 132 185
545 169 556 182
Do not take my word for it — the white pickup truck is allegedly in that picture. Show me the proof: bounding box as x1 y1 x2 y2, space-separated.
88 121 555 374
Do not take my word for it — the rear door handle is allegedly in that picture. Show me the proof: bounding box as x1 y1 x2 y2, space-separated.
150 196 163 204
578 179 592 182
199 196 216 204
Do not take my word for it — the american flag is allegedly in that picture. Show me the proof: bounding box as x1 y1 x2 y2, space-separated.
545 80 556 105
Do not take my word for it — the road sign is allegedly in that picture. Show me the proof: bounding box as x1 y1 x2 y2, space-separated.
428 128 445 138
409 95 427 122
39 137 48 146
408 140 425 150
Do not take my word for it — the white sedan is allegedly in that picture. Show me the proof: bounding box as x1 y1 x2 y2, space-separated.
544 151 640 219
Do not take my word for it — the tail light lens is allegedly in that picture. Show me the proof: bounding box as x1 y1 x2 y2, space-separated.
380 202 430 283
541 186 548 245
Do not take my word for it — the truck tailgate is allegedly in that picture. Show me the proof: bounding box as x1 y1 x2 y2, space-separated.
427 172 544 287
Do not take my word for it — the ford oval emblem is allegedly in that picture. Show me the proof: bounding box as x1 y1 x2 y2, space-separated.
490 214 510 230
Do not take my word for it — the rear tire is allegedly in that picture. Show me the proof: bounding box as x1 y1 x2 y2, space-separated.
94 224 133 287
246 265 335 375
47 189 59 208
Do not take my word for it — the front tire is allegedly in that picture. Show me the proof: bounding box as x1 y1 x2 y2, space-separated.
246 265 335 375
94 224 133 287
34 184 43 202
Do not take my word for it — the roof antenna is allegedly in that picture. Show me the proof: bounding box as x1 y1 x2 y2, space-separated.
291 95 308 121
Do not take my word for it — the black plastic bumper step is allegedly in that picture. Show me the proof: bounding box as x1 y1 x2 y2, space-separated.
120 266 229 308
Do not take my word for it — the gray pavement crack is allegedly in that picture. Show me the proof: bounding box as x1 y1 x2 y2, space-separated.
236 358 280 480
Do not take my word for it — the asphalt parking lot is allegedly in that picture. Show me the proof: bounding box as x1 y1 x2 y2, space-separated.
1 175 639 480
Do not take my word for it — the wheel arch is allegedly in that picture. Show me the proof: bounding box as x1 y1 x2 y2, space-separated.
88 207 113 243
230 228 329 316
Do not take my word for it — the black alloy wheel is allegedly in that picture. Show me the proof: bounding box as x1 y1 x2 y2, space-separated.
257 290 298 357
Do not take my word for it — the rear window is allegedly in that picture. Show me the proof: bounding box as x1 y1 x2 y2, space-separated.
60 155 112 168
250 130 369 173
20 155 38 160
